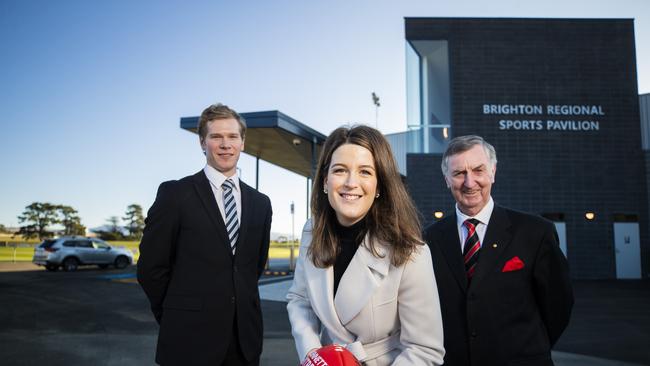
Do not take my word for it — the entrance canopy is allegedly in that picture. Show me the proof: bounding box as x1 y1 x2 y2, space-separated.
180 110 326 178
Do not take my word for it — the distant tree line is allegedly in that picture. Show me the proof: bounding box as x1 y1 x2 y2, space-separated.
14 202 145 241
94 204 145 241
16 203 86 240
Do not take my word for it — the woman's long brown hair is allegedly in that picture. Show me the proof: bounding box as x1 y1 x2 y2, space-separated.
308 125 423 268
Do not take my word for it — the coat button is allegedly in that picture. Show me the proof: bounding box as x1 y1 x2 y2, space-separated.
233 265 238 273
471 331 477 338
231 296 235 304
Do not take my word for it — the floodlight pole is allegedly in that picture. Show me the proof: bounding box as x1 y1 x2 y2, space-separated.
372 92 381 129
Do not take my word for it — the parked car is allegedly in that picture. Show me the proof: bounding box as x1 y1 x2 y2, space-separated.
32 236 134 272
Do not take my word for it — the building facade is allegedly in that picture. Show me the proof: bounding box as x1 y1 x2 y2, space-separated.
404 18 647 279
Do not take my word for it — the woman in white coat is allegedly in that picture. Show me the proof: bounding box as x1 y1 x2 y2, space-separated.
287 125 445 365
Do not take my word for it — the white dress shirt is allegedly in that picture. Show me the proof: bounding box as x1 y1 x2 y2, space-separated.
455 197 494 252
203 165 242 225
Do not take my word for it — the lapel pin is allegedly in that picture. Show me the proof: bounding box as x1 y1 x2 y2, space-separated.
492 243 498 248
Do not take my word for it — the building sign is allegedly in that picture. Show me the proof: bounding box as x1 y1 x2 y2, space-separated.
483 104 603 131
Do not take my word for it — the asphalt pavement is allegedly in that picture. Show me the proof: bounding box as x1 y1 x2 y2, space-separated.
0 263 297 366
0 262 648 366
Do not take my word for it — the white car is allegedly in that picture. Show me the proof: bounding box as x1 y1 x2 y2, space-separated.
33 236 134 272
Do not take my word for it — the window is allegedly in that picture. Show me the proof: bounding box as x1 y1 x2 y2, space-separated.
92 240 109 250
406 39 451 153
39 239 57 248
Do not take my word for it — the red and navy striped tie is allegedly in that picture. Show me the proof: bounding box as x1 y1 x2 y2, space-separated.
463 219 481 280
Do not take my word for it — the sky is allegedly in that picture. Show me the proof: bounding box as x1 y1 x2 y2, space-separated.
1 0 650 237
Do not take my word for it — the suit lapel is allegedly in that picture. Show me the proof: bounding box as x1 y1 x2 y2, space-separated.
470 205 512 289
191 171 232 255
334 237 390 325
236 181 253 259
438 215 468 292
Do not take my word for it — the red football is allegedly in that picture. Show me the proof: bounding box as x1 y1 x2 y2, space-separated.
301 344 361 366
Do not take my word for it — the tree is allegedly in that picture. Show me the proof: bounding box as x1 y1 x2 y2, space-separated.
107 216 121 233
57 205 86 236
96 216 124 241
0 224 7 233
123 204 144 240
16 202 60 240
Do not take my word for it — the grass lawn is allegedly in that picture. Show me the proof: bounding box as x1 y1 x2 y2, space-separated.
0 239 298 262
269 246 300 259
0 247 35 261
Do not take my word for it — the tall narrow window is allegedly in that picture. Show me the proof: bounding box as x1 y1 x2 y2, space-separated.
406 40 451 153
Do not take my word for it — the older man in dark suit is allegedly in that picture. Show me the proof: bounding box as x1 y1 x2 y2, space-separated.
424 135 573 366
138 103 272 366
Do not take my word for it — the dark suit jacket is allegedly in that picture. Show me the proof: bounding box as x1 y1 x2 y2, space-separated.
424 205 573 366
137 171 272 366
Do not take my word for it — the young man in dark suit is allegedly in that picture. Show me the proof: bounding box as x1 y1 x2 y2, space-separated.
138 103 272 366
424 135 573 366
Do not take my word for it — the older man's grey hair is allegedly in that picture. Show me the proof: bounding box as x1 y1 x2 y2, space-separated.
441 135 498 177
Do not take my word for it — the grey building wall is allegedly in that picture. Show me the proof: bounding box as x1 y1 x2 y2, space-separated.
405 18 647 279
385 129 424 176
640 94 650 149
645 149 650 278
385 131 409 176
406 154 451 221
642 93 650 278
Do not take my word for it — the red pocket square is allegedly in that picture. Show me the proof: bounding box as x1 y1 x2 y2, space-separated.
502 256 525 272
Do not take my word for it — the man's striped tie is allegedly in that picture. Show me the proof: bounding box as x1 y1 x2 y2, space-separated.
222 179 239 254
463 219 481 280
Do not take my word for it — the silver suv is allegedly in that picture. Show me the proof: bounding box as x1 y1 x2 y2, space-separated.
33 237 134 272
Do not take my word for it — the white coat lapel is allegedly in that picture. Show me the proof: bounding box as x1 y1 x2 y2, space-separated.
334 237 391 325
304 246 356 343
